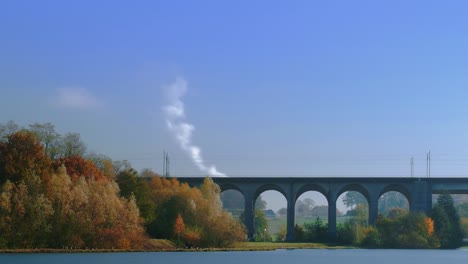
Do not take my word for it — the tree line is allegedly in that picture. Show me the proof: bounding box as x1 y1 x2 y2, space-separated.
0 121 245 249
294 193 464 248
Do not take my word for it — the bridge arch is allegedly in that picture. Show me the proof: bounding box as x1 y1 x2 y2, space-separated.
254 184 288 201
337 183 371 204
378 184 411 216
336 184 371 227
295 183 328 203
378 184 411 204
219 183 245 196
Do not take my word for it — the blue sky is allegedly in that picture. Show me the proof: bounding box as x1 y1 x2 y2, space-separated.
2 0 468 178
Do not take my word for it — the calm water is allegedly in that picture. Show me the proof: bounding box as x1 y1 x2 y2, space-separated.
1 249 468 264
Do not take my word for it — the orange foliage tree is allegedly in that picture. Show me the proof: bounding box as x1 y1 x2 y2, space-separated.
0 131 51 184
53 156 106 181
173 214 185 245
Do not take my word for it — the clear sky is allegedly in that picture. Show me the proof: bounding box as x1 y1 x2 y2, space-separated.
2 0 468 179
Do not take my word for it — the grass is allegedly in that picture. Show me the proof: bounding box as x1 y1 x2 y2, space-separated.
232 242 350 250
148 239 176 250
267 216 352 237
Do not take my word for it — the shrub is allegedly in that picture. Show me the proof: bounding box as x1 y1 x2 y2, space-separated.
336 222 355 245
359 226 382 248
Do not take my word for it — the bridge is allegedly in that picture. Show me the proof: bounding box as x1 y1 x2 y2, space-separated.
177 176 468 241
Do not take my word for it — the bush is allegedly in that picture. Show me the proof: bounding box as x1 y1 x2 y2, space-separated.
359 226 382 248
294 225 304 242
303 217 328 243
376 212 438 249
336 222 355 245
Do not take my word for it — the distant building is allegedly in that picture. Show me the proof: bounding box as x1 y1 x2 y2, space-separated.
263 209 277 218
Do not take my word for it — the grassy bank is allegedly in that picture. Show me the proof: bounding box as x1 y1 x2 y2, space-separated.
232 242 351 251
0 241 350 253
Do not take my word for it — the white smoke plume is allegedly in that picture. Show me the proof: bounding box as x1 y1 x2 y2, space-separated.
163 78 226 177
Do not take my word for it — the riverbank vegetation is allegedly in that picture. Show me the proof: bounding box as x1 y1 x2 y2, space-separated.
0 121 244 250
293 193 464 249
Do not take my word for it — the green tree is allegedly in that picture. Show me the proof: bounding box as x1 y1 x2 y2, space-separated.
457 202 468 217
254 209 271 241
116 168 156 224
432 193 464 248
342 191 367 208
239 208 271 242
58 133 87 158
255 195 267 210
28 122 61 159
0 120 20 142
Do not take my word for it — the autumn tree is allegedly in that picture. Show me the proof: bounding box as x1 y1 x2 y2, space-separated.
53 156 106 181
146 176 245 247
173 214 185 245
0 131 51 184
0 178 54 248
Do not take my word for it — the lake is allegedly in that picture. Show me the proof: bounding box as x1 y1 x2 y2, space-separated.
1 249 468 264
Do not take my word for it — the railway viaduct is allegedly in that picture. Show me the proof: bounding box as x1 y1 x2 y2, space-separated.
177 177 468 241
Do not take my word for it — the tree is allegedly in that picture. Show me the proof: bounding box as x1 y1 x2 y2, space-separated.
147 176 245 247
53 156 106 181
432 193 464 248
255 195 267 210
28 122 61 159
373 212 438 248
116 168 156 224
342 191 367 209
277 207 287 216
173 214 185 245
296 198 316 217
0 131 51 184
457 202 468 217
58 133 87 158
303 198 316 216
0 120 19 142
87 153 116 180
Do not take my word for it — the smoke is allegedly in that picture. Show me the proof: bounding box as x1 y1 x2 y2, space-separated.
163 78 226 177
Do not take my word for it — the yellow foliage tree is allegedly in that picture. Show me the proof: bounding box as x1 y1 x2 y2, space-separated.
173 214 185 245
425 217 434 236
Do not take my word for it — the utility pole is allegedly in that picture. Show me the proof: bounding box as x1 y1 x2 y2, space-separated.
428 151 431 178
410 157 414 177
163 151 165 177
426 151 431 178
163 150 170 178
167 153 170 178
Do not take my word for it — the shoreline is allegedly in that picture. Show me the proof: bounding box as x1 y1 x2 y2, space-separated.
0 242 352 253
